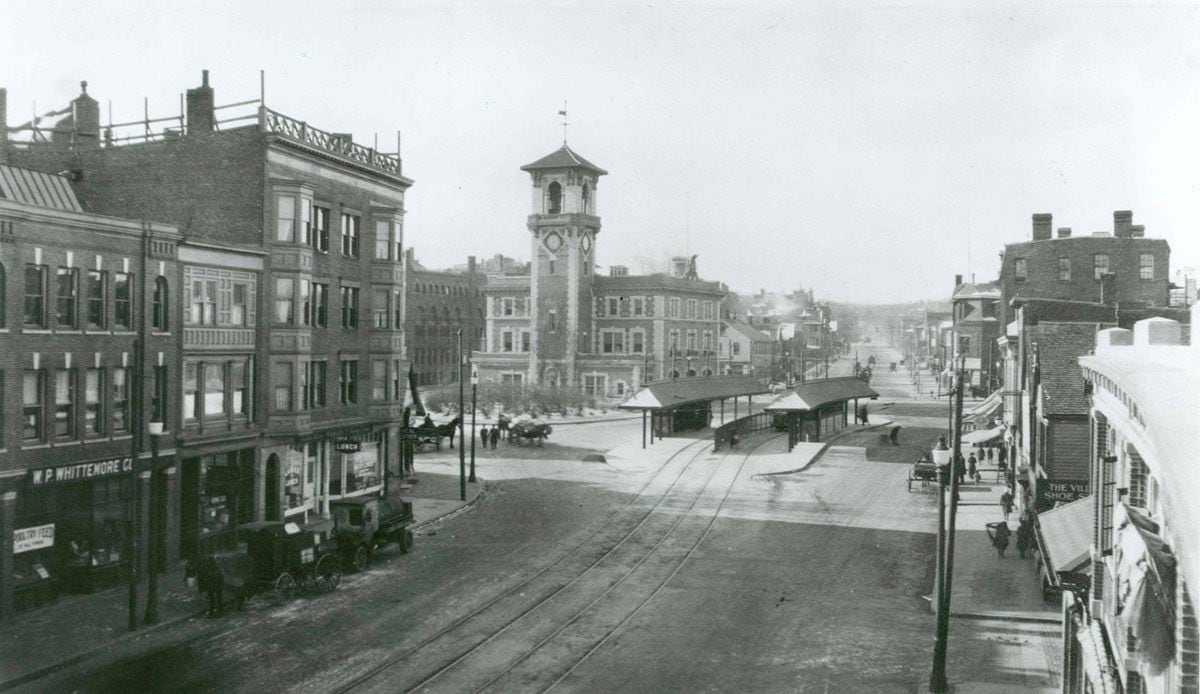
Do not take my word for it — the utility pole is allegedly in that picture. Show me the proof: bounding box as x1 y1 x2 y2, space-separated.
930 351 966 691
457 329 466 501
469 361 478 483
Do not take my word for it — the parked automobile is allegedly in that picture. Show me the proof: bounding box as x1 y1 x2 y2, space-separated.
331 496 415 572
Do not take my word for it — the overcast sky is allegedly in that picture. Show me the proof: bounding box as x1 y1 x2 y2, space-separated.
5 1 1199 303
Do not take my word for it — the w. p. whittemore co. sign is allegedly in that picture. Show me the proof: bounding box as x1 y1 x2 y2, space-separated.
29 457 134 487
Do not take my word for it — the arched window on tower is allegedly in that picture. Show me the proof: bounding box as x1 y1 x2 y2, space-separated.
581 183 591 214
547 181 562 214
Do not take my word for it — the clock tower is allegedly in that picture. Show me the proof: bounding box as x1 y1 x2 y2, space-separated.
520 144 607 386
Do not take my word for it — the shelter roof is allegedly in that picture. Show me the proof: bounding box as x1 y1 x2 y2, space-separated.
765 377 878 412
520 144 608 175
0 164 83 212
619 375 769 410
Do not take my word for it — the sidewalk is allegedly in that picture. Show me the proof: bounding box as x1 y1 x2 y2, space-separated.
0 473 484 692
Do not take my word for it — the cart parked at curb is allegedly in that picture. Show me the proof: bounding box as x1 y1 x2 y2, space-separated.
907 457 941 491
234 518 343 602
331 496 415 572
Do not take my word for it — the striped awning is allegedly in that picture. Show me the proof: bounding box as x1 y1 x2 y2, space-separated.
0 164 83 212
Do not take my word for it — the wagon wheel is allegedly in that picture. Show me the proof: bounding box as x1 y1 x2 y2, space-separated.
315 554 342 592
536 435 544 448
273 572 298 603
352 545 371 573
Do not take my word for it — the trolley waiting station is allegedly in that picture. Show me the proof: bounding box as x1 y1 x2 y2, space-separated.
619 376 772 448
765 377 879 451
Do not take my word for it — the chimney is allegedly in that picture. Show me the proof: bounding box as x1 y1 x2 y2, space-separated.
186 69 215 134
1113 210 1133 238
1130 224 1145 238
64 81 101 149
1056 227 1072 238
468 255 476 275
0 87 7 164
610 265 628 277
1032 213 1052 241
954 274 963 287
671 256 688 278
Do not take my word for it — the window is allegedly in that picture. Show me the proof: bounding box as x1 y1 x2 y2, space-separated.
113 272 132 330
520 331 531 353
24 264 47 327
1093 254 1110 280
299 280 312 326
0 263 5 328
632 331 644 353
633 297 644 316
85 368 105 434
341 286 360 328
300 198 312 246
607 297 618 316
373 288 390 328
23 370 43 441
731 341 741 356
372 360 387 400
231 283 248 326
201 360 225 413
276 195 296 242
687 330 697 350
313 283 329 327
687 299 697 319
151 365 168 425
1057 258 1070 281
1139 254 1154 280
341 213 360 257
1014 258 1027 282
86 270 107 329
503 298 514 316
392 359 402 402
190 279 215 325
183 362 199 421
583 374 606 396
56 267 78 328
313 205 330 252
305 361 327 409
602 331 625 353
501 373 523 385
547 181 562 214
111 367 128 433
548 310 558 331
375 220 392 260
502 330 514 352
54 369 75 438
393 289 402 329
275 278 296 324
152 276 169 330
339 360 358 404
231 360 249 415
274 362 293 411
666 297 680 318
549 260 555 275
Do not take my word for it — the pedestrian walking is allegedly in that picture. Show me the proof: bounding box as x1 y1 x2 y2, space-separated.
860 405 869 424
954 454 966 486
889 425 900 445
986 522 1010 558
986 447 994 463
490 426 500 450
968 453 978 483
1016 515 1034 559
479 425 489 450
1000 490 1014 520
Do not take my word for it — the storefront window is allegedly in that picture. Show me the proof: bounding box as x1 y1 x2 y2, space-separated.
183 362 199 421
283 448 309 515
344 441 380 495
231 360 249 415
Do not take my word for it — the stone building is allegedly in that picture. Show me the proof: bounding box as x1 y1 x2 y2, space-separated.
403 250 485 388
0 163 180 617
473 144 726 397
5 72 411 562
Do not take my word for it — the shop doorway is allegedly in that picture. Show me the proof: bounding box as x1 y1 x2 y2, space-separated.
265 454 280 521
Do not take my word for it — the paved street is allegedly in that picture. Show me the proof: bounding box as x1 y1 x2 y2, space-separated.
19 347 1059 693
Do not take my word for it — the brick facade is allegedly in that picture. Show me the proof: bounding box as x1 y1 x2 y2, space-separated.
404 251 485 388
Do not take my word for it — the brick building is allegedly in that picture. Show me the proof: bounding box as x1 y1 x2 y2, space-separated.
5 72 412 563
473 144 726 398
404 250 485 388
1061 311 1200 694
949 277 1002 396
0 164 181 616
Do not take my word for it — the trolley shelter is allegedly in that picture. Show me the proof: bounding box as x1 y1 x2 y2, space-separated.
765 377 879 451
619 376 771 448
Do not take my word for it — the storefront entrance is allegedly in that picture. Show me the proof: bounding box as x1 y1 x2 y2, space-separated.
180 448 255 560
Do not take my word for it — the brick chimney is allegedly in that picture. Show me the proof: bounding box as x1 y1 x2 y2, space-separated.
954 274 963 287
1056 227 1072 238
1129 224 1145 238
1032 213 1052 241
69 81 100 149
186 70 215 134
1113 210 1133 238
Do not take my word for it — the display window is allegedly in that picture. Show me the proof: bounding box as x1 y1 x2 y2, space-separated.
329 440 381 497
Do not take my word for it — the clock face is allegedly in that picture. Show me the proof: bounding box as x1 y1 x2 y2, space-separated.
544 231 563 252
581 232 593 254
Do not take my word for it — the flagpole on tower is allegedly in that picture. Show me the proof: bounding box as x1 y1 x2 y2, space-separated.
558 101 569 144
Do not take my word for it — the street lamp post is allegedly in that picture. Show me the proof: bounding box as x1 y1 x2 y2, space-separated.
930 355 966 692
457 329 466 501
469 362 478 483
144 421 165 625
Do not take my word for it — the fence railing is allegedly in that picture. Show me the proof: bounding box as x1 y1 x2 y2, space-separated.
712 411 777 452
260 107 402 177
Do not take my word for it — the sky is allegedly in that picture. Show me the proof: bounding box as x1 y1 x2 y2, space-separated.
4 0 1200 304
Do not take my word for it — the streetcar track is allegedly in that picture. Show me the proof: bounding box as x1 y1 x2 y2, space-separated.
331 436 716 694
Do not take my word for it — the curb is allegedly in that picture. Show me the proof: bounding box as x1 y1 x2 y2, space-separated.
952 610 1061 625
0 608 205 692
410 480 488 532
754 417 897 477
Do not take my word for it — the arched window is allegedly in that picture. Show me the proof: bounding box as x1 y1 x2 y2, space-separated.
0 261 6 328
152 276 169 331
581 183 591 213
547 181 562 214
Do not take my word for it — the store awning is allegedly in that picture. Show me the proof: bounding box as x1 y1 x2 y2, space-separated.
1037 496 1092 574
1115 503 1177 672
961 425 1005 446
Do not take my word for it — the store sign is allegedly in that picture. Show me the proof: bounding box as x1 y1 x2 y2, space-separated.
334 438 362 454
29 457 133 487
14 523 55 553
1036 479 1089 509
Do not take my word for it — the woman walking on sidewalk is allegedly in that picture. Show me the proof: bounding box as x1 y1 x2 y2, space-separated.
1000 490 1014 520
986 522 1010 558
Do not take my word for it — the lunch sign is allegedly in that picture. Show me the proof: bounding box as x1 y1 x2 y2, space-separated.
29 456 134 487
